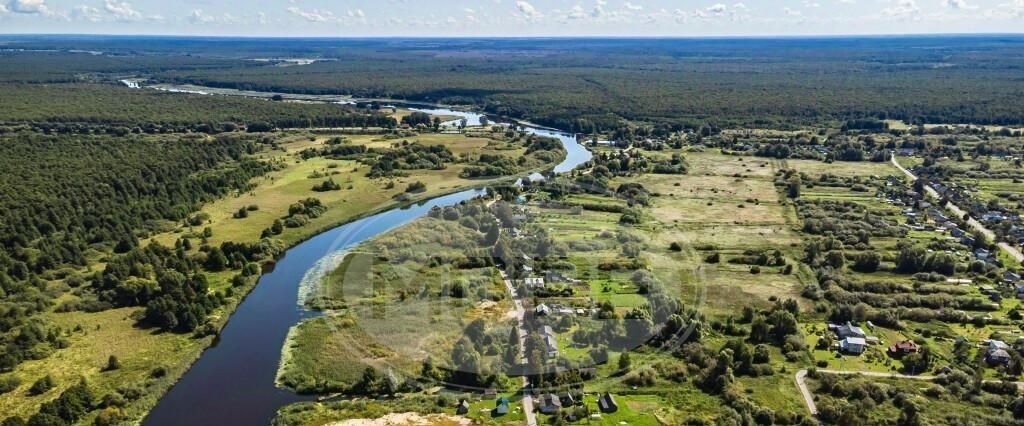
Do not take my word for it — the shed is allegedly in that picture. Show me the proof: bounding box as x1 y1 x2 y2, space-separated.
598 393 619 413
494 397 509 415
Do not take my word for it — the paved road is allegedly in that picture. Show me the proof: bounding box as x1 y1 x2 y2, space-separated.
891 155 1024 263
796 368 1024 415
501 271 537 426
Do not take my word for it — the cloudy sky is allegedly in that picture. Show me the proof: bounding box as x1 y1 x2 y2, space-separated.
0 0 1022 36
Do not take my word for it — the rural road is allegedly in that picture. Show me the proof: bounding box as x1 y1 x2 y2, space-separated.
891 155 1024 263
501 271 538 426
796 368 1024 415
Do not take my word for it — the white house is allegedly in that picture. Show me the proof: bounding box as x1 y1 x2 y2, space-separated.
840 337 866 355
524 277 545 287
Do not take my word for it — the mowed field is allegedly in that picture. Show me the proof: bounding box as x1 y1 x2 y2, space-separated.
631 152 805 317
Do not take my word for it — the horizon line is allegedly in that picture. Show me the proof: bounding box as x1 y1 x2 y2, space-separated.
2 32 1024 40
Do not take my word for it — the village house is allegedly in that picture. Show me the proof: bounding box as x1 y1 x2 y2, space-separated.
975 249 991 261
1005 271 1021 283
537 393 562 414
456 399 470 415
494 397 509 415
836 321 867 339
598 393 619 413
558 392 575 407
986 340 1012 365
888 340 919 356
840 337 867 355
541 325 559 358
523 277 545 288
988 349 1012 365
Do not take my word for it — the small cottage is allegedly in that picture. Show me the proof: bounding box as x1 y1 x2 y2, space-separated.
598 393 619 413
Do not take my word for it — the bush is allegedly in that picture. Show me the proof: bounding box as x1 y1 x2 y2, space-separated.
104 355 121 372
312 178 342 192
28 375 55 395
405 181 427 193
0 376 21 395
623 366 658 387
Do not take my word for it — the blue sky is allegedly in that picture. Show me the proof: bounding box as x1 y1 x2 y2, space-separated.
0 0 1022 36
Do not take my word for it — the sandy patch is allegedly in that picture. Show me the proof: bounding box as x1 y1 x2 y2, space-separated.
328 412 472 426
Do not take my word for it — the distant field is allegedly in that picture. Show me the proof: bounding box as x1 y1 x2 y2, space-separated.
784 159 901 179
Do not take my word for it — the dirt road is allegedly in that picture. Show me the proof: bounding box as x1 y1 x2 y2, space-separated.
891 155 1024 263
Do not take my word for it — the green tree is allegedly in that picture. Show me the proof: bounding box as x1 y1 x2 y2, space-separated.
618 352 632 370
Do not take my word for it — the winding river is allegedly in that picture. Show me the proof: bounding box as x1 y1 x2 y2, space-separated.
143 101 592 425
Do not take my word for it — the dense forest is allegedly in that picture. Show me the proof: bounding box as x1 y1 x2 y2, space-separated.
0 83 395 130
4 37 1024 131
126 37 1024 130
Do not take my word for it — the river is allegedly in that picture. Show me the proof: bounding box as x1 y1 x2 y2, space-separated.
142 100 592 426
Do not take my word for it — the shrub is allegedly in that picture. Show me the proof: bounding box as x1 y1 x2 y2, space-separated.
405 181 427 193
104 355 121 372
0 376 21 395
623 366 658 387
28 375 55 395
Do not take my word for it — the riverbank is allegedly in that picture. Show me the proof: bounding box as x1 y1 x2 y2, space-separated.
139 101 588 424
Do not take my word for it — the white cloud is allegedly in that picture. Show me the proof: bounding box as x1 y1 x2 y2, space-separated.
0 3 8 13
943 0 977 9
287 6 336 23
705 3 727 15
72 5 100 21
104 0 141 22
881 0 919 18
624 2 643 11
6 0 50 15
515 0 542 21
996 0 1024 16
566 4 586 19
784 7 803 16
257 11 267 24
188 9 216 24
687 2 748 20
838 0 855 3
